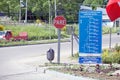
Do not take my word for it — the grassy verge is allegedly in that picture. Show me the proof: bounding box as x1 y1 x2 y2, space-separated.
0 38 70 47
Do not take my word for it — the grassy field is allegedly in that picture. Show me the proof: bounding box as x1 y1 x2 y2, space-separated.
0 24 119 47
4 24 70 40
0 24 70 46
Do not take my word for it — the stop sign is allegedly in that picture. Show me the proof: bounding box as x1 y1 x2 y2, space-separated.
53 16 66 29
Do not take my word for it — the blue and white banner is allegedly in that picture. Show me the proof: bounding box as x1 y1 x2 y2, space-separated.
79 11 102 64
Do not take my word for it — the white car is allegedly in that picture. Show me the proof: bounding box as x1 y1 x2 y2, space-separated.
0 31 6 40
0 30 12 40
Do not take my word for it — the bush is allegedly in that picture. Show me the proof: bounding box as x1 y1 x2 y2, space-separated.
102 47 120 64
102 49 112 63
114 43 120 52
0 25 4 31
112 52 120 63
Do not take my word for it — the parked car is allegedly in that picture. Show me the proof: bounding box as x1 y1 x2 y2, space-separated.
0 30 28 41
0 30 12 40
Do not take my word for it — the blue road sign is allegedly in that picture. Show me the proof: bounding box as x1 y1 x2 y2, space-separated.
79 11 102 64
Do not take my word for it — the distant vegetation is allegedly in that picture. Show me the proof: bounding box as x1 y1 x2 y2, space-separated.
4 25 70 41
102 27 119 34
0 0 108 23
3 24 119 41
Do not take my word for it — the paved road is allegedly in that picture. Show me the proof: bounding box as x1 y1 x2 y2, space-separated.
0 41 78 77
0 33 120 80
0 70 97 80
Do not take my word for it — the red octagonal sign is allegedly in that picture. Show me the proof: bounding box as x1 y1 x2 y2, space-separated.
53 16 66 29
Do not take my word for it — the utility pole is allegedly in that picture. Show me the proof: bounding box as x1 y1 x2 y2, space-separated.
49 0 51 25
25 0 27 23
19 0 22 23
49 0 51 39
71 26 74 57
19 7 21 23
54 0 56 17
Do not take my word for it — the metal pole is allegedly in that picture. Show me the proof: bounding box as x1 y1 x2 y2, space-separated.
57 29 61 64
56 1 61 64
54 0 57 17
49 0 50 25
109 28 112 50
119 18 120 27
19 0 21 23
25 0 27 23
49 0 51 39
19 7 21 23
54 0 57 34
71 26 74 57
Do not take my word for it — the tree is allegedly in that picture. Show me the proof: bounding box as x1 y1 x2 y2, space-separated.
83 0 106 8
0 0 85 22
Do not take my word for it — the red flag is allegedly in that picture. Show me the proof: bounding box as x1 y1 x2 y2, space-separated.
106 0 120 21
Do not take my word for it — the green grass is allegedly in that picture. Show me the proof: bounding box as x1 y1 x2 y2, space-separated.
1 24 119 47
0 38 70 47
0 24 70 47
4 25 58 40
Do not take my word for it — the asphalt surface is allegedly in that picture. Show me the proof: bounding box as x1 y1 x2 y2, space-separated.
0 41 79 80
0 70 97 80
0 33 120 80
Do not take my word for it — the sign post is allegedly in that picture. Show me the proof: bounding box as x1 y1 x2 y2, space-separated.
79 11 102 64
53 16 66 64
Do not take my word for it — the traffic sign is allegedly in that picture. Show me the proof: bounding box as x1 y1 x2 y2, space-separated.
53 16 66 29
20 0 26 8
79 11 102 64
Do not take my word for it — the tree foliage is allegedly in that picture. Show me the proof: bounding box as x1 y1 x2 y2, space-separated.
0 0 108 22
83 0 108 7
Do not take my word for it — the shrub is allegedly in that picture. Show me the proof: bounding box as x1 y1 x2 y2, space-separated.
0 25 4 31
112 52 120 63
114 43 120 52
102 48 120 64
102 49 112 63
